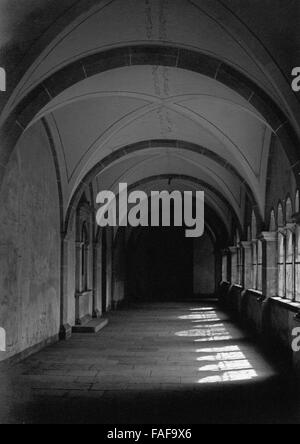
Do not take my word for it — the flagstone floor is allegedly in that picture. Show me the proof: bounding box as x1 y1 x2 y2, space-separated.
1 302 300 424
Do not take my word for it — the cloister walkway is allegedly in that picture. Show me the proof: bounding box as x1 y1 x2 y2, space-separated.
0 302 299 424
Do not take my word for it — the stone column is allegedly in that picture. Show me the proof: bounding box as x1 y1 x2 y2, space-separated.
92 242 101 318
59 237 73 340
215 250 222 290
106 228 113 311
75 241 83 325
229 246 238 284
251 240 258 290
76 241 83 292
293 313 300 376
260 231 277 299
241 241 253 290
221 250 227 282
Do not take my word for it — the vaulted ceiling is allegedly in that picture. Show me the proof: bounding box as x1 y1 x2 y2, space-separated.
1 0 300 240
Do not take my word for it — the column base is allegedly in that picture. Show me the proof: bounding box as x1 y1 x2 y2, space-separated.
59 323 72 341
93 309 101 319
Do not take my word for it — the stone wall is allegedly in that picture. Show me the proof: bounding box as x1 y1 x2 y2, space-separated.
193 232 215 296
265 136 297 221
220 284 300 372
0 122 61 361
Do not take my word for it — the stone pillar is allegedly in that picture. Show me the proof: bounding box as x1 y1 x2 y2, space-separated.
260 231 277 299
251 240 258 290
75 241 83 325
241 241 253 290
106 228 113 311
86 243 92 291
215 250 222 290
221 250 227 282
76 241 83 292
92 242 101 318
59 237 73 340
229 246 238 284
293 313 300 376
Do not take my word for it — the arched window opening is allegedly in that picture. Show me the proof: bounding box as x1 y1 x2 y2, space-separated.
222 249 229 283
278 231 286 298
247 226 251 242
251 211 257 240
285 230 294 301
81 223 89 292
257 240 263 291
75 196 92 326
295 226 300 302
285 229 294 300
269 210 276 232
252 241 258 290
286 197 293 224
295 190 300 215
277 203 284 228
235 230 242 285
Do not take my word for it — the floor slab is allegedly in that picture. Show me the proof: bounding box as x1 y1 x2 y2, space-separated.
1 302 300 424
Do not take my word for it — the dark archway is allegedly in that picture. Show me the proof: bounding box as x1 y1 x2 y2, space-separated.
128 226 194 302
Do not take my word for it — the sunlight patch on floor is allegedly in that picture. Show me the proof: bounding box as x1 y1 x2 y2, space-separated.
196 346 241 353
175 308 260 385
179 314 220 321
199 359 253 372
175 323 228 338
197 352 246 361
198 369 258 384
189 308 216 312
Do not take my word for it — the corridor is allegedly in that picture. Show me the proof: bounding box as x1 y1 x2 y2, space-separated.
1 302 299 424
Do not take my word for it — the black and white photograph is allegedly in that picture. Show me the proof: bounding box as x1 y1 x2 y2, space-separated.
0 0 300 427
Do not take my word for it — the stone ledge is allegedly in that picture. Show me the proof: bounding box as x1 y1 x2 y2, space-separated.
0 334 59 368
75 290 93 298
242 289 265 304
72 317 108 334
270 297 300 313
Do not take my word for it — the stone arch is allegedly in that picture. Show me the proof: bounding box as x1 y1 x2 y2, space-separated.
1 45 300 195
65 142 251 235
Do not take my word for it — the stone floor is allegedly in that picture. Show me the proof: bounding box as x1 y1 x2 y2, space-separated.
1 302 300 424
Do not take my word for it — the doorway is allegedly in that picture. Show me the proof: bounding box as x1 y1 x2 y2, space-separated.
128 226 193 301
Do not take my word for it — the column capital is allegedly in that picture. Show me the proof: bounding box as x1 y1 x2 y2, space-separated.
278 223 297 235
229 246 238 254
259 231 277 242
286 223 297 232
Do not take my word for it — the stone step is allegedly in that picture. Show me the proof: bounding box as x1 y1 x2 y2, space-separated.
72 318 108 334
